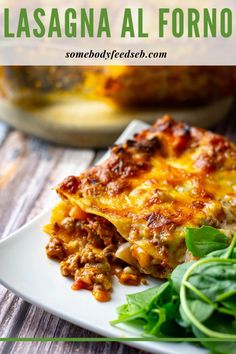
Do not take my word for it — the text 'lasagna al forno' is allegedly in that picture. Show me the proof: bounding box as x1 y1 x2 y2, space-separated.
44 116 236 301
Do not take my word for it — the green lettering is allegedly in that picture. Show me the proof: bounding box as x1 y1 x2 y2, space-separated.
203 8 216 37
97 9 110 37
188 8 200 37
17 8 30 38
121 8 135 37
4 8 14 38
159 8 169 38
221 8 232 38
81 8 94 37
48 9 62 38
65 8 77 37
172 9 184 38
138 8 148 38
33 8 45 38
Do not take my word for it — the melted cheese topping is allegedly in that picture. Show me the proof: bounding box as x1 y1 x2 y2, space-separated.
53 116 236 276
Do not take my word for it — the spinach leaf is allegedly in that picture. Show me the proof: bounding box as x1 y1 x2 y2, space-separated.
207 232 236 259
222 295 236 316
178 299 214 328
171 261 195 293
192 313 236 354
187 262 236 302
149 282 173 309
126 285 164 309
188 299 214 322
111 282 170 325
111 281 185 336
145 307 166 336
207 248 236 259
186 226 228 257
114 303 145 324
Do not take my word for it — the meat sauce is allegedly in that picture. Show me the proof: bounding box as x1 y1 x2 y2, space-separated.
45 204 141 302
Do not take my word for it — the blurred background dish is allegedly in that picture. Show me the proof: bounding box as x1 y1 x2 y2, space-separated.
0 66 235 147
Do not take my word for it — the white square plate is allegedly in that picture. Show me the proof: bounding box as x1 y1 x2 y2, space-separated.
0 121 205 354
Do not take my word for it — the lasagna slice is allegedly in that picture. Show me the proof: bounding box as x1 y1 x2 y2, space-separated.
44 116 236 301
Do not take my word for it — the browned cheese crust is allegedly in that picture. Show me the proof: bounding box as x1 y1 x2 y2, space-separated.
44 116 236 300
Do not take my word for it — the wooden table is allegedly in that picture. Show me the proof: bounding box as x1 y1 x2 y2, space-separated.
0 104 236 354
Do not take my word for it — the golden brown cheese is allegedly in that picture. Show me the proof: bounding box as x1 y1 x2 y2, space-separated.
45 116 236 299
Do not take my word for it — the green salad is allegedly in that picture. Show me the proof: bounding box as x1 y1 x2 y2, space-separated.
111 226 236 354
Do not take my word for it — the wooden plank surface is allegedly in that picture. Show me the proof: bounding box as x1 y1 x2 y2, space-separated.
0 103 236 354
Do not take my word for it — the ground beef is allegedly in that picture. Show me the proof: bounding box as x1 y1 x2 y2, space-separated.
46 238 66 261
45 206 141 301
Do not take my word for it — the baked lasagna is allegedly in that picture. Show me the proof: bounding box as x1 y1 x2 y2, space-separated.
44 116 236 301
1 66 236 107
